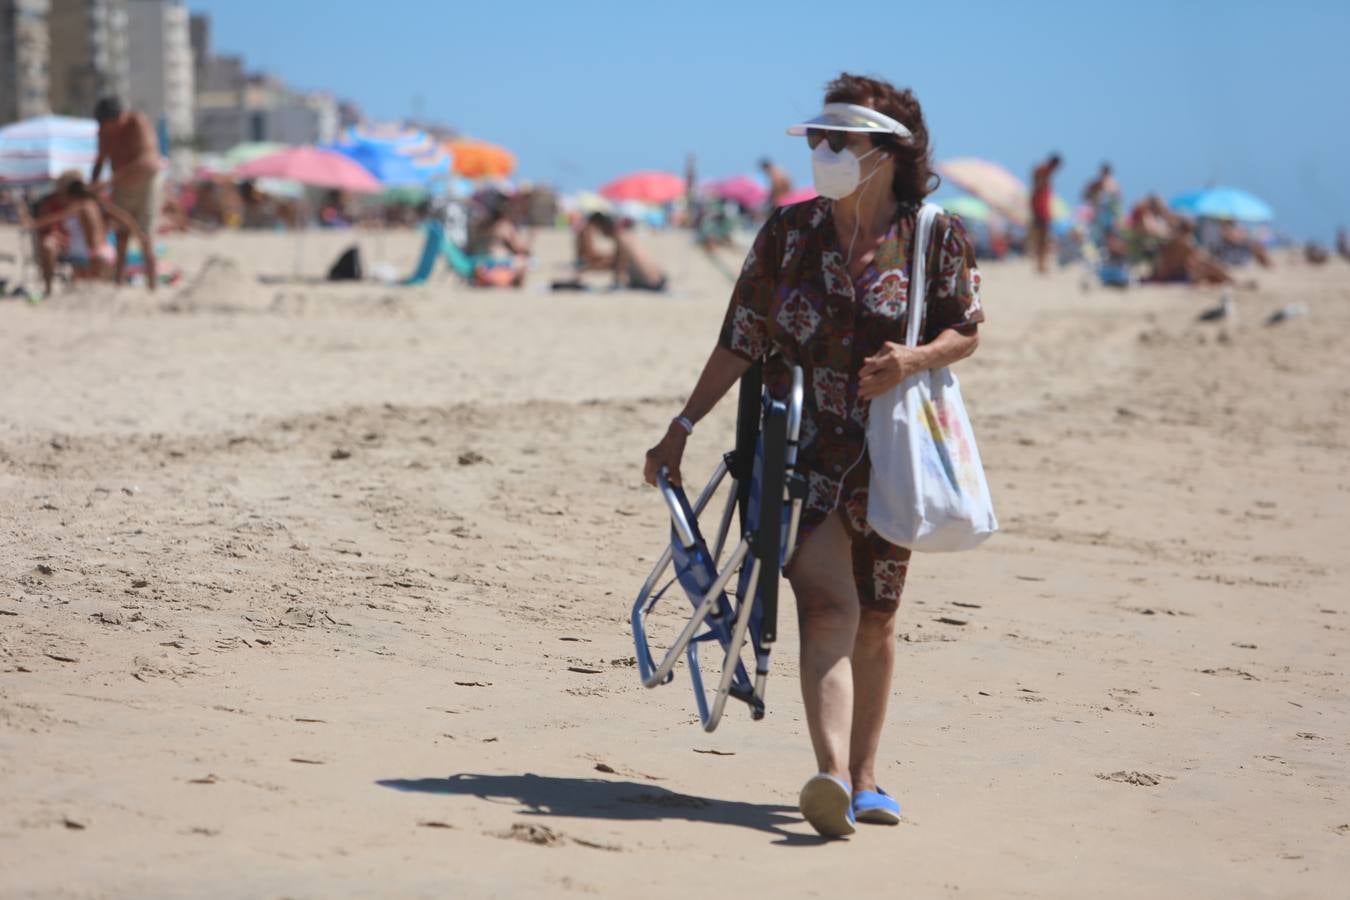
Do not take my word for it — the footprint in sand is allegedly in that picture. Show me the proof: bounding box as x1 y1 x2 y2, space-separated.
1096 771 1168 787
492 822 619 851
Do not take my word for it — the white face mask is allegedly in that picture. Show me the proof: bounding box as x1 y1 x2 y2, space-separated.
811 140 882 200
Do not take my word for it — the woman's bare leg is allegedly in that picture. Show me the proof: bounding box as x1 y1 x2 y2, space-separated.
849 606 898 793
38 237 59 296
787 512 860 784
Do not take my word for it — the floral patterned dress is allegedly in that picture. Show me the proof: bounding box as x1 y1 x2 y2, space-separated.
717 197 984 612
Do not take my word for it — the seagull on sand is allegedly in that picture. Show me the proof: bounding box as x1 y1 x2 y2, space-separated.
1197 291 1237 323
1265 303 1309 326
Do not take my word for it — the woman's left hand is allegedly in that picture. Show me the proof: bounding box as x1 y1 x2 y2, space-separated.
858 342 927 401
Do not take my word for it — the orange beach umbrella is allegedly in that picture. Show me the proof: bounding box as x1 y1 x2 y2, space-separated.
447 139 516 178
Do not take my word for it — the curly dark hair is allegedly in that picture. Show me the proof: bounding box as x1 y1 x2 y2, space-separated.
823 72 939 206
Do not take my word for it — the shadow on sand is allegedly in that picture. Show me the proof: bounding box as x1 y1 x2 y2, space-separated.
377 772 824 845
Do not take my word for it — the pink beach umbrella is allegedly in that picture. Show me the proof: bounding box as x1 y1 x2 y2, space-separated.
936 158 1029 226
599 170 685 205
233 146 382 192
703 175 768 208
776 186 819 207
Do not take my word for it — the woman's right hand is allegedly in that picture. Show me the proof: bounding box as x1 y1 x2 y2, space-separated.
644 423 689 488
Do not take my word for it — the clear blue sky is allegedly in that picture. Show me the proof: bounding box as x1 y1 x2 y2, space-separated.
191 0 1349 239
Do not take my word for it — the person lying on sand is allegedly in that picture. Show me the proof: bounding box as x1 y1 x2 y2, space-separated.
21 173 147 296
584 213 667 292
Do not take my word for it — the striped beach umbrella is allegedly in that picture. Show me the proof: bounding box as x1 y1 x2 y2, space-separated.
0 115 98 184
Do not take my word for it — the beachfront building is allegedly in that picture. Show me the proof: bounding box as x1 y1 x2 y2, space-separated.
0 0 52 124
197 73 339 152
125 0 194 150
191 9 339 154
48 0 131 118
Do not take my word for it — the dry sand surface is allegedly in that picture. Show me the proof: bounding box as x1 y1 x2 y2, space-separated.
1 225 1347 898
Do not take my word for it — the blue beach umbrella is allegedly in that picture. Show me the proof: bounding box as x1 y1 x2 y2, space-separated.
1169 187 1274 223
330 140 427 186
330 131 451 187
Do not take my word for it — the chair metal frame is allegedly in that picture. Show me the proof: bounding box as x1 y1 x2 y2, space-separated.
631 364 806 731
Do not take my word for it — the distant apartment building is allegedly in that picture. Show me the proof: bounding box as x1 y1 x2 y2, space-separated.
190 11 335 152
0 0 52 123
125 0 193 144
48 0 131 118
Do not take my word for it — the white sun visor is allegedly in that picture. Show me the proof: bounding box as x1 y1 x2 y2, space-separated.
786 102 913 140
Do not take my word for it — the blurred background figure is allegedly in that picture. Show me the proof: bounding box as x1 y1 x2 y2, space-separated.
579 212 666 291
1082 162 1121 246
1144 219 1233 285
466 193 531 287
91 97 162 292
759 157 793 210
1030 152 1061 274
20 172 146 297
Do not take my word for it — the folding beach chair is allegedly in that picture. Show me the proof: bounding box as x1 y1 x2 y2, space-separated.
631 363 806 731
402 219 486 286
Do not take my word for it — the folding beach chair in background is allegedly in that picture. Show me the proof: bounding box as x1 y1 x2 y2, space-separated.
631 363 806 731
402 219 485 286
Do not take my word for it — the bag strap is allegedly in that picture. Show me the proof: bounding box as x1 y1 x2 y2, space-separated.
904 202 945 348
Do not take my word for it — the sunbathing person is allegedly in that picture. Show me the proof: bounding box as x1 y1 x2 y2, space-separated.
468 205 531 287
574 213 616 272
1218 219 1270 268
585 213 667 291
1146 220 1233 285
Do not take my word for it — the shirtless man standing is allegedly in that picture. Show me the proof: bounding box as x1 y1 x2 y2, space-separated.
760 157 794 210
91 97 161 291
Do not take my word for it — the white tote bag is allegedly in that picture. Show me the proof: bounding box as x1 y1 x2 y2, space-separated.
865 203 998 552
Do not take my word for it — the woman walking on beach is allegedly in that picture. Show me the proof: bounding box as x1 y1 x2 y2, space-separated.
644 73 983 837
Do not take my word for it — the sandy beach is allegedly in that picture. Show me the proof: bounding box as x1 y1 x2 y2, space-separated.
1 226 1347 898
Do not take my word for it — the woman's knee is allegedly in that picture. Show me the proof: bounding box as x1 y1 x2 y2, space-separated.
794 580 858 631
856 607 897 643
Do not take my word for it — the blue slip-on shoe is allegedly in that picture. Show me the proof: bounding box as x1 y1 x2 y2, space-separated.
799 773 856 838
852 787 901 825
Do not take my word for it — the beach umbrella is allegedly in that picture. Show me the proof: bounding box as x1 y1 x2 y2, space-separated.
331 130 452 187
409 147 453 183
703 174 768 208
232 146 382 192
340 124 434 155
1169 187 1273 223
776 186 819 207
197 147 303 198
937 158 1029 225
599 170 684 204
569 190 613 214
221 141 288 170
0 115 97 184
446 139 517 178
941 195 994 222
330 140 428 186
